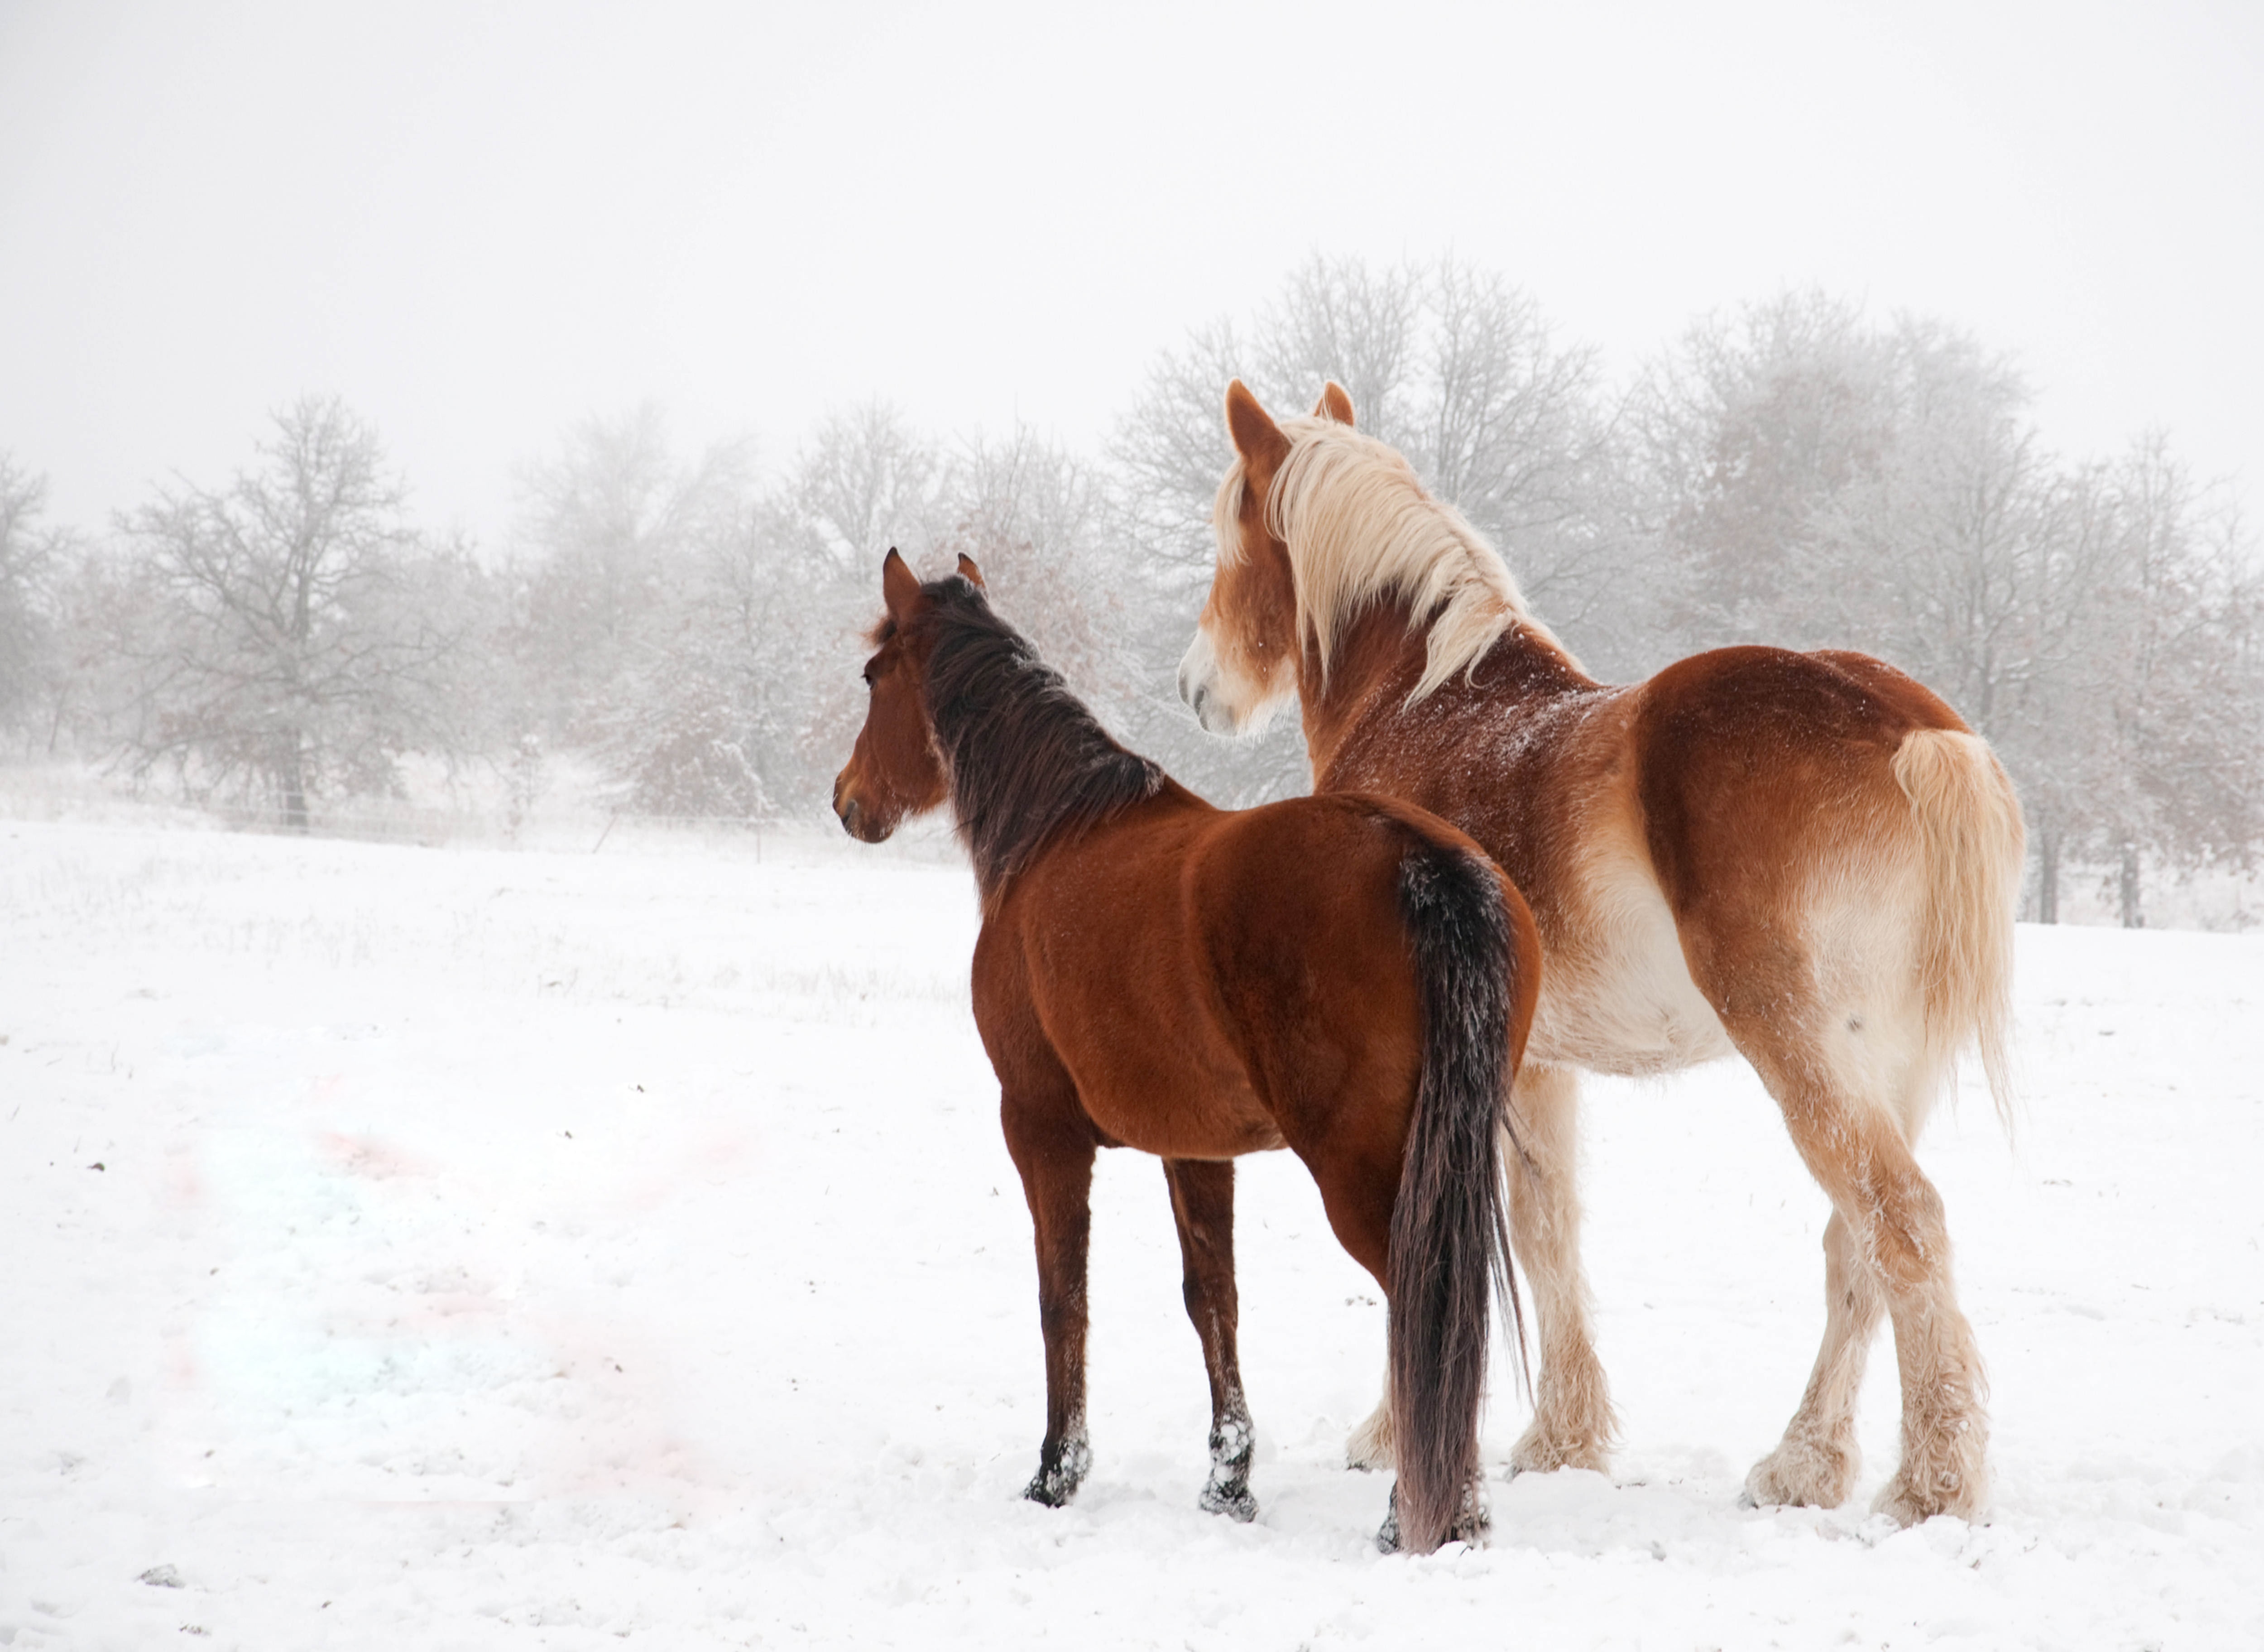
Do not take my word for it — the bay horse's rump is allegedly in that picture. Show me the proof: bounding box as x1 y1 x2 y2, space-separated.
839 557 1539 1552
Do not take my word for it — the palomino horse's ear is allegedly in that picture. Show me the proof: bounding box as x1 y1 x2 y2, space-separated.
881 547 921 620
1224 379 1291 475
1314 382 1355 426
955 553 986 589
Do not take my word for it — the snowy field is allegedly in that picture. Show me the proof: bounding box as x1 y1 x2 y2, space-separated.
3 816 2260 1650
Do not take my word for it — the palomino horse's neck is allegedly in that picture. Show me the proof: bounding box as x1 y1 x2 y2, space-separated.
1298 598 1596 785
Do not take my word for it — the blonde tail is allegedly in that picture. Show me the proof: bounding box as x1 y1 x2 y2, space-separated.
1892 730 2027 1129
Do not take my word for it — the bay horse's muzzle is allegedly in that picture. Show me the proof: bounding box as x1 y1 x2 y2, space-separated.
832 773 890 843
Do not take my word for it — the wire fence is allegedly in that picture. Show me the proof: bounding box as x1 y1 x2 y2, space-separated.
192 801 971 864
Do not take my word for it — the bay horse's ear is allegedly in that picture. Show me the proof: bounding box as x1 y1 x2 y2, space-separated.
882 547 921 621
1314 382 1356 427
956 552 986 589
1224 379 1291 474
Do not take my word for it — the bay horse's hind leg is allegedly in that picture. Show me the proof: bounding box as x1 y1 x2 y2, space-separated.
1304 1138 1487 1551
1162 1158 1257 1521
1345 1063 1616 1478
1002 1081 1101 1508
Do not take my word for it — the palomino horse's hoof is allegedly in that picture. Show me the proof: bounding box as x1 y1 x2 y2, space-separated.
1873 1467 1985 1527
1746 1433 1860 1511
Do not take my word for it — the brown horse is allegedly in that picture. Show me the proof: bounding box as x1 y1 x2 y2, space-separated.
1177 381 2025 1527
833 548 1540 1553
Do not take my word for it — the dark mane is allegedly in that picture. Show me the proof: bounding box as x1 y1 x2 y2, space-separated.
912 575 1164 893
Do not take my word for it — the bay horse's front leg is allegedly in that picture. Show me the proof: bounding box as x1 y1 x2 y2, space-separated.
1162 1157 1256 1520
1004 1098 1099 1508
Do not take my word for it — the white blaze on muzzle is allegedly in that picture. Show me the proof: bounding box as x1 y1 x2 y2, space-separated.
1178 620 1287 737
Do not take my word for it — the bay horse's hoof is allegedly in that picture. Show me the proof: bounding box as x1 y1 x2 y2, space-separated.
1201 1415 1257 1521
1023 1436 1092 1508
1376 1479 1488 1553
1199 1480 1258 1522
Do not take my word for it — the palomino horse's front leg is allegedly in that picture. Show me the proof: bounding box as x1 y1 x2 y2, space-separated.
1005 1104 1098 1508
1162 1157 1256 1520
1347 1064 1616 1478
1500 1063 1615 1474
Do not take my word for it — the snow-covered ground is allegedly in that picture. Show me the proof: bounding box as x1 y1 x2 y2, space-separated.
2 816 2259 1650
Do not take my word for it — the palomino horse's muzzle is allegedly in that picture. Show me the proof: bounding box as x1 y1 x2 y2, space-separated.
1177 625 1239 736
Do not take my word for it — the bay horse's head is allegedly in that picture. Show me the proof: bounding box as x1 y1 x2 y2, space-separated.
832 548 984 842
1175 380 1348 736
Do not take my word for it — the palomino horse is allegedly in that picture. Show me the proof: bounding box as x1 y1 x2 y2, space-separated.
1178 382 2025 1526
833 549 1540 1553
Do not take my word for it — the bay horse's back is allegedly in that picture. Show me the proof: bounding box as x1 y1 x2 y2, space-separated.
1631 644 2023 1126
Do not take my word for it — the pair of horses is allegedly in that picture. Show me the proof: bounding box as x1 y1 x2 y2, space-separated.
831 382 2024 1552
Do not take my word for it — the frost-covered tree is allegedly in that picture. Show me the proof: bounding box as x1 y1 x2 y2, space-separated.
1632 295 2264 922
0 454 65 746
1111 254 1634 799
512 404 752 743
113 397 481 828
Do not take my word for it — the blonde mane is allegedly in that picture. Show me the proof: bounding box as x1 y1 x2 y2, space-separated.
1214 417 1576 700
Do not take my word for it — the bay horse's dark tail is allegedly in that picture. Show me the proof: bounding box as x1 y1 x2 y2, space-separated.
1387 841 1530 1553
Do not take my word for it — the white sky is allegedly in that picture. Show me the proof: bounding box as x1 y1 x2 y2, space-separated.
2 0 2259 547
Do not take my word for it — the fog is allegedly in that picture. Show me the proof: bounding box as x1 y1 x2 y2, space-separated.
2 1 2260 923
4 1 2259 542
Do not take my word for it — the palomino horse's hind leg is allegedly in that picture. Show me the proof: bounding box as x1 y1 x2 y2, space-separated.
1502 1062 1616 1475
1734 1033 1988 1523
1002 1090 1100 1508
1162 1158 1257 1521
1344 1064 1616 1479
1746 1209 1886 1509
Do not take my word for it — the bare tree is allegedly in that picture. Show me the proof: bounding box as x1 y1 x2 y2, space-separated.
512 403 752 742
1109 253 1628 793
790 401 942 576
0 454 65 746
1635 294 2264 922
115 397 479 828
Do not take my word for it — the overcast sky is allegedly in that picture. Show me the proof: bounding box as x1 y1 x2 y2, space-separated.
2 0 2258 548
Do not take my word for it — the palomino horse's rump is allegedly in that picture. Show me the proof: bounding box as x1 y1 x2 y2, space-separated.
1185 383 2026 1525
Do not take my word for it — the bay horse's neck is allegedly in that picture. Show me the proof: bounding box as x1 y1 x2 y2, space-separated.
1298 597 1597 788
920 597 1164 896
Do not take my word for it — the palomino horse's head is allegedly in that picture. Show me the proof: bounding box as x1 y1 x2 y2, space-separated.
1180 378 1552 727
1176 380 1354 735
833 548 985 842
